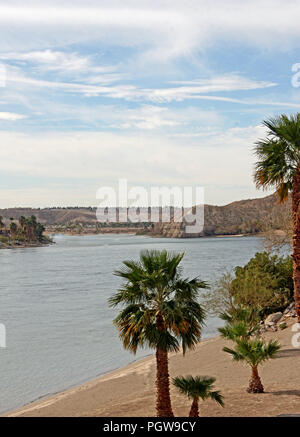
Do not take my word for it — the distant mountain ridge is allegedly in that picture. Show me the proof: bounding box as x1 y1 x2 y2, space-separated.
0 193 290 237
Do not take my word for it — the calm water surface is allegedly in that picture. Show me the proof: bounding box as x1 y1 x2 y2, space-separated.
0 234 262 413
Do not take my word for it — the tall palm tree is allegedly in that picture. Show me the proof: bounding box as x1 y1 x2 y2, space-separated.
9 222 18 241
109 249 207 417
223 338 280 393
25 215 37 242
254 113 300 321
18 216 26 230
173 375 224 417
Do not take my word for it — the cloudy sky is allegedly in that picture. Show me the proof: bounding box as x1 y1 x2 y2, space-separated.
1 0 300 207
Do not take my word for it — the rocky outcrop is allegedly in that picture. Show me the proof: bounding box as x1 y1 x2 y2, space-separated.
262 303 296 332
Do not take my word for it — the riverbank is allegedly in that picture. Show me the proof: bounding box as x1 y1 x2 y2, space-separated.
0 240 53 250
6 318 300 417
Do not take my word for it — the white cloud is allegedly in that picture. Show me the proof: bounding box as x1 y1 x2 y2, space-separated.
1 50 90 72
169 76 276 92
22 101 221 131
139 76 276 102
0 50 126 85
0 112 26 120
4 66 276 101
0 124 268 207
4 66 135 97
0 1 300 58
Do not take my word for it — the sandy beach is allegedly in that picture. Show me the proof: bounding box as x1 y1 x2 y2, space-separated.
5 318 300 417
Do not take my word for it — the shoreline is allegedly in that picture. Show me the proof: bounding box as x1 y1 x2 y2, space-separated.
0 241 53 250
4 334 217 416
1 233 258 248
5 320 300 417
5 336 218 417
47 231 254 239
4 350 156 417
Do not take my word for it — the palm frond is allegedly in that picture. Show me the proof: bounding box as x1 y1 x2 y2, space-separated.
253 113 300 202
109 249 207 354
173 375 223 406
223 346 245 361
219 321 250 340
210 390 224 407
223 338 281 366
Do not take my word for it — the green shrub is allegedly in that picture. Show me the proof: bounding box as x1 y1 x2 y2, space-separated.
232 252 293 316
203 252 293 318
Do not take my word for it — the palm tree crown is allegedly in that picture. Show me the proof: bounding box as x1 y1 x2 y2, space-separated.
254 113 300 202
109 249 207 354
223 338 281 367
173 375 223 417
254 113 300 322
173 375 224 405
219 306 260 341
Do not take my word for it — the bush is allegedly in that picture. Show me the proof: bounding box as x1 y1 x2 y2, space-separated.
232 252 293 316
0 235 9 245
203 252 293 318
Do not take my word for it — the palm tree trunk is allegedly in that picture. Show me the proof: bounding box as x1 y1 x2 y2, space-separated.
247 365 264 393
155 313 174 417
292 170 300 322
189 398 199 417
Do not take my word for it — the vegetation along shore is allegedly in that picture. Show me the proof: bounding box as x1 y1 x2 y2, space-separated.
0 215 52 249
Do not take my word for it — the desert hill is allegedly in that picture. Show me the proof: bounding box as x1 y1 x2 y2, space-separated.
0 193 290 237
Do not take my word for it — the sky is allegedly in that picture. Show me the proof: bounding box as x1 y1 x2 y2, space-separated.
1 0 300 207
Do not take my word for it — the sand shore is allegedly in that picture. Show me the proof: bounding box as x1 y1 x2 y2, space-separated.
5 318 300 417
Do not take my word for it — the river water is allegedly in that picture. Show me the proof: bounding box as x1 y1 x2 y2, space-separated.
0 234 262 413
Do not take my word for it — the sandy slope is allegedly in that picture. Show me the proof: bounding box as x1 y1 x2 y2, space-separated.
6 318 300 417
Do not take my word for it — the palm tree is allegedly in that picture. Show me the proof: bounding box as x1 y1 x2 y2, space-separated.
109 249 207 417
25 215 37 242
223 338 280 393
9 222 18 241
18 216 26 229
254 113 300 321
219 306 260 341
173 375 224 417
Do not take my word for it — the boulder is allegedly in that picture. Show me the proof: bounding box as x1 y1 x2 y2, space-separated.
265 312 282 326
283 302 296 318
283 302 295 314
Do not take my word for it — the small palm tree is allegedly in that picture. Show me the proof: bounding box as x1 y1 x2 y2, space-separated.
219 306 260 341
173 375 224 417
223 338 281 393
254 113 300 321
109 249 207 417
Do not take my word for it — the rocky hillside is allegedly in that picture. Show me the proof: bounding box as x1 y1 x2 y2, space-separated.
149 193 290 237
0 193 290 237
203 193 290 235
